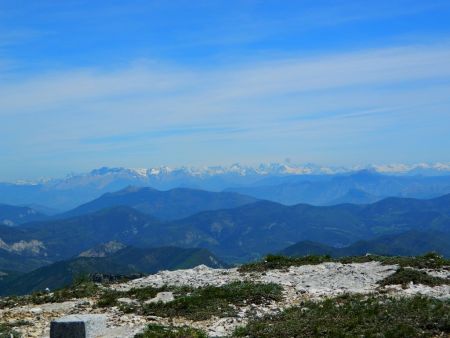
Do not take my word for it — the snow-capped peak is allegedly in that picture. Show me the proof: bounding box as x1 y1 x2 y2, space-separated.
7 162 450 187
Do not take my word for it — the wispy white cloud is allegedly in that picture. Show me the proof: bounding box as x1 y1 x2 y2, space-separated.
1 43 449 119
1 42 450 176
6 46 450 86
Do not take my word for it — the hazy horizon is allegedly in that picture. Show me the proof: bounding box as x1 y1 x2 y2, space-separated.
2 160 450 183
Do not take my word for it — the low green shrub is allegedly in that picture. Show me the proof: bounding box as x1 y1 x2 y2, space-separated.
343 252 450 270
143 281 283 321
30 279 99 304
234 294 450 337
239 254 333 272
0 296 22 309
239 253 450 272
1 278 100 307
96 289 122 308
96 285 194 308
379 267 450 288
135 324 207 338
0 323 20 338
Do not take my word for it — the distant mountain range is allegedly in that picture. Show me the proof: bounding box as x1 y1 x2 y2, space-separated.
175 193 450 261
78 241 127 257
0 240 52 273
0 245 226 296
62 186 257 220
0 204 47 226
1 163 449 210
8 207 170 262
0 185 449 296
226 170 450 205
1 166 449 298
279 230 450 258
1 192 449 266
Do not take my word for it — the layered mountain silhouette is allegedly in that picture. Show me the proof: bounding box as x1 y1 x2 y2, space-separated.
0 204 47 226
1 167 450 211
61 186 258 220
279 230 450 258
175 193 450 261
16 207 184 261
0 246 226 295
227 170 450 205
0 186 449 298
1 193 449 266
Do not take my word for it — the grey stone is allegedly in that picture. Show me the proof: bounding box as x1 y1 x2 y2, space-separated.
144 291 174 304
50 314 107 338
30 307 43 314
117 297 139 306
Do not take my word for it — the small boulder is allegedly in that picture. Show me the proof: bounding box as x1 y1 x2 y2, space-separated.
117 297 139 306
30 307 43 314
144 291 174 304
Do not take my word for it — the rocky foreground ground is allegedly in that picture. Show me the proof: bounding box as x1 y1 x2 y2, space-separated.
1 260 449 337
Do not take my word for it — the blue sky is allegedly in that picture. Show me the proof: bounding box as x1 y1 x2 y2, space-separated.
1 0 450 180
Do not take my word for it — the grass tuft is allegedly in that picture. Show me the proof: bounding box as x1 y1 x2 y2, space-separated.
0 323 21 338
135 324 207 338
30 279 99 304
143 281 283 321
1 277 100 308
96 285 194 308
233 294 450 337
379 267 450 288
239 252 450 272
238 254 332 272
341 252 450 270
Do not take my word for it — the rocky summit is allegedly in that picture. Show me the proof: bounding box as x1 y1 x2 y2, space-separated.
1 260 449 337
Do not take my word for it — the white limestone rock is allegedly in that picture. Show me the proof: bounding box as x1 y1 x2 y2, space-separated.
144 292 175 304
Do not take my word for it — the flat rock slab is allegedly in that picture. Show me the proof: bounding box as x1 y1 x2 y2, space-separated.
50 314 107 338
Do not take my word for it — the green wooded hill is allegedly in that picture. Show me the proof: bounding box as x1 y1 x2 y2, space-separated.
176 193 450 261
0 204 47 226
279 230 450 258
61 186 258 220
1 193 449 267
0 246 227 296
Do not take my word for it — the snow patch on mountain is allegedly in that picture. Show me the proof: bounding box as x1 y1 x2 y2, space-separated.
11 161 450 187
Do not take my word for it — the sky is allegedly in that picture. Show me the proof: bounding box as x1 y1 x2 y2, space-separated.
1 0 450 181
